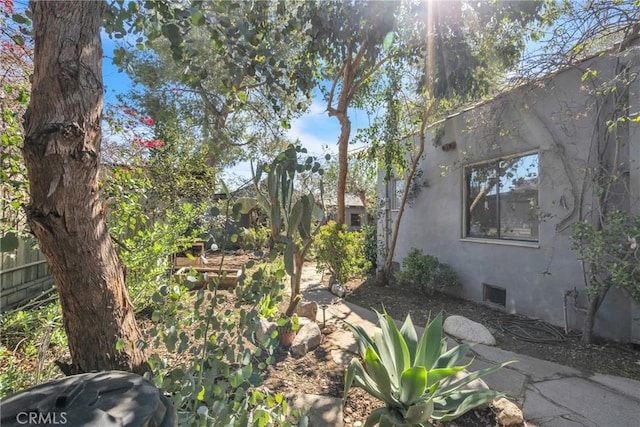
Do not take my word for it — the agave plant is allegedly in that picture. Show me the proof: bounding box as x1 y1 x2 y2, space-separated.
344 311 513 426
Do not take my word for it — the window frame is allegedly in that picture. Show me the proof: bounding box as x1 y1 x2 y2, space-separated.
390 178 405 211
350 213 362 228
462 150 540 243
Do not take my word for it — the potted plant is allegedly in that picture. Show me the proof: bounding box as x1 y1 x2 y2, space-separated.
276 295 301 347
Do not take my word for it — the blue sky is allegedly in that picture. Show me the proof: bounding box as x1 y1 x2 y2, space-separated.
101 33 370 182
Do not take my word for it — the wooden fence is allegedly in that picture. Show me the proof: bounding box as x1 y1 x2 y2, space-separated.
1 238 53 312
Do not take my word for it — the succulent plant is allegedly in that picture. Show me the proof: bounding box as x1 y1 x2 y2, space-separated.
344 311 513 426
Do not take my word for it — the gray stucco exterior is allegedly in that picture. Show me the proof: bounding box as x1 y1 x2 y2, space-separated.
379 47 640 342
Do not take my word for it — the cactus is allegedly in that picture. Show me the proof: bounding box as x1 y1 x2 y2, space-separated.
253 145 325 317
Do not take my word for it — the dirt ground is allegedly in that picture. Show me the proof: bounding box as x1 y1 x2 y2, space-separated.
345 278 640 382
204 254 640 424
6 254 638 426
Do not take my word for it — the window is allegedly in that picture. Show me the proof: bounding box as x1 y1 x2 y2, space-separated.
483 284 506 307
465 153 539 241
350 213 362 228
391 179 405 210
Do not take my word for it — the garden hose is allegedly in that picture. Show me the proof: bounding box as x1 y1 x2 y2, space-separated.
487 317 581 343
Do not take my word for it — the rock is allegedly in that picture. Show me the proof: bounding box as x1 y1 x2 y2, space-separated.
331 282 347 298
236 249 245 255
291 322 322 358
287 393 343 427
296 300 319 321
493 398 523 426
443 315 496 345
440 370 490 392
255 317 277 344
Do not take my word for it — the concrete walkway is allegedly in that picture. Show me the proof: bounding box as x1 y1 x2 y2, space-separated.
297 264 640 427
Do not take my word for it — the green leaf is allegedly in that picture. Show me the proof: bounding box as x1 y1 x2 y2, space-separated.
416 312 443 370
380 311 410 383
364 407 390 427
12 13 29 24
435 342 473 369
399 313 418 362
399 366 427 405
405 399 435 424
426 365 468 388
284 242 294 275
433 362 514 398
432 390 503 421
364 346 393 403
288 199 304 239
115 338 125 351
197 385 205 401
382 31 394 51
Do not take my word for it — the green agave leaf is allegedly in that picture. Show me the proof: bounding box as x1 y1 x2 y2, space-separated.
347 322 378 357
344 358 358 405
372 327 399 387
399 313 418 362
364 346 394 403
432 390 503 421
380 410 406 427
400 366 428 406
426 365 469 388
416 312 443 370
364 407 390 427
353 365 389 404
405 399 435 425
435 342 473 369
433 362 514 398
379 311 410 384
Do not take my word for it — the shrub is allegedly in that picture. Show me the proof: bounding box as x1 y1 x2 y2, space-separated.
362 224 378 272
147 252 305 426
344 311 511 426
395 248 461 295
315 221 371 283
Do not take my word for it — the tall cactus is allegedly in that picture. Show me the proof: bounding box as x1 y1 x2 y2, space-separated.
253 145 325 316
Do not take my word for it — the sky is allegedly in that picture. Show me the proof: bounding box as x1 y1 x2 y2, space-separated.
101 34 371 184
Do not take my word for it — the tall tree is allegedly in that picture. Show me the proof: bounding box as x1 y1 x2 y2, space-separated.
372 0 544 282
301 0 400 224
108 0 315 169
22 0 148 374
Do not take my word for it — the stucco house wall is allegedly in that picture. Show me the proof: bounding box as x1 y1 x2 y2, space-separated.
379 48 640 342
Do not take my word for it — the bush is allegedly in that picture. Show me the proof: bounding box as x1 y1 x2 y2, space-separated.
362 224 378 272
395 248 461 295
0 299 66 397
344 311 511 425
315 221 371 283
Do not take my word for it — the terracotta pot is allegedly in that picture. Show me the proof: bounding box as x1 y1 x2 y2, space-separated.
277 323 297 347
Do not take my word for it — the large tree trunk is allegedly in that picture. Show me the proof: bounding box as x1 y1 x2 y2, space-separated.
22 0 149 375
582 285 610 344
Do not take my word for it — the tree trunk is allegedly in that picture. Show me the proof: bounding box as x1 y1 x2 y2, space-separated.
23 0 149 375
582 285 610 344
381 134 425 283
336 113 351 225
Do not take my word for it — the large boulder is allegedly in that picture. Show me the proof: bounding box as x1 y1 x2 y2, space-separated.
443 315 496 345
255 317 277 345
296 300 319 321
290 322 322 358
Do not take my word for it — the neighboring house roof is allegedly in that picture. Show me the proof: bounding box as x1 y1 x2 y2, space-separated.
325 193 365 209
